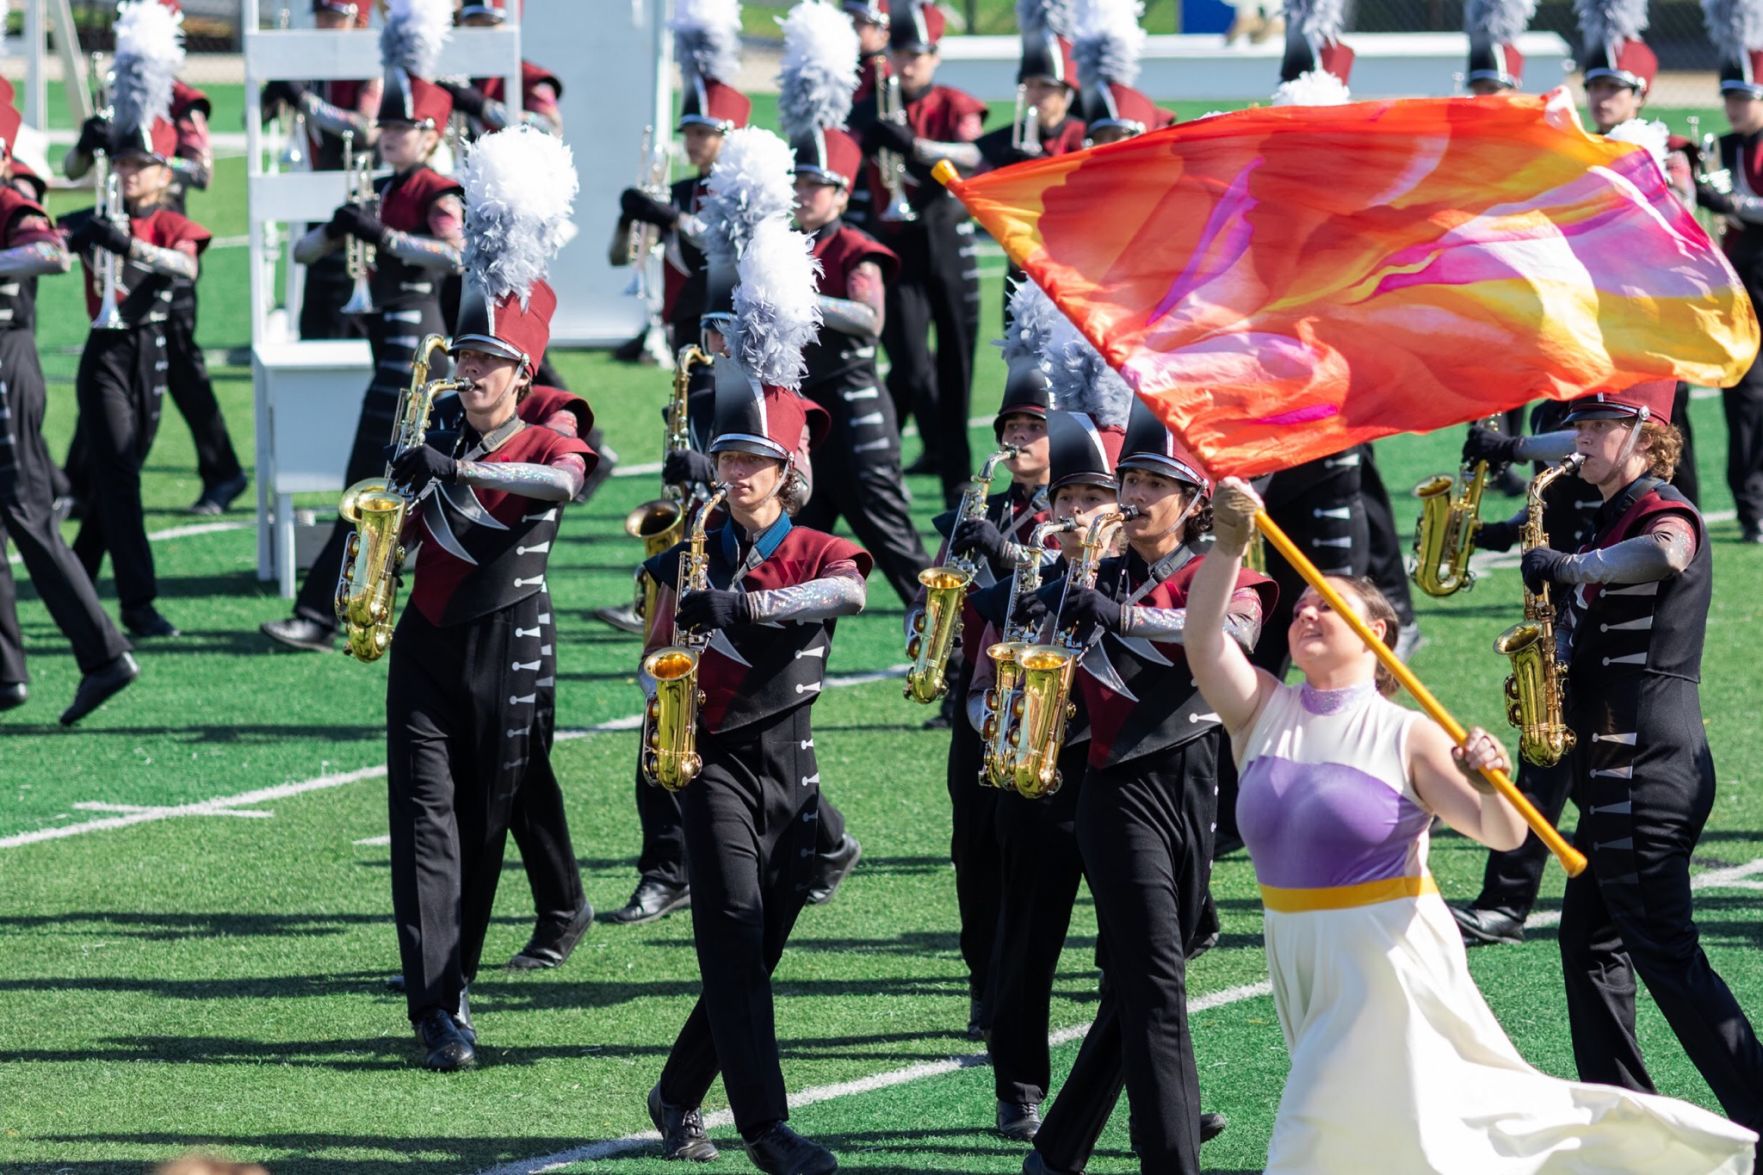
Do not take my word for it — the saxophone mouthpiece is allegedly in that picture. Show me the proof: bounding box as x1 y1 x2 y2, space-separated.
1564 453 1587 470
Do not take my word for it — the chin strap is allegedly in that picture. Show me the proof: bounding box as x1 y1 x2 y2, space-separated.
1612 406 1651 472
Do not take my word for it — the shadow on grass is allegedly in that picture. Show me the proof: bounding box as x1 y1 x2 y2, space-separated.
18 1132 603 1175
0 721 386 741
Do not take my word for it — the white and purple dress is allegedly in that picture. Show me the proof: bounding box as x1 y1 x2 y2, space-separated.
1235 679 1757 1174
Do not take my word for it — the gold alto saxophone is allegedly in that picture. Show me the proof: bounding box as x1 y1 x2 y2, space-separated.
641 485 728 792
878 73 917 223
334 334 469 662
625 344 711 626
905 445 1020 704
1493 454 1586 767
980 517 1078 788
1010 507 1136 799
1412 419 1497 598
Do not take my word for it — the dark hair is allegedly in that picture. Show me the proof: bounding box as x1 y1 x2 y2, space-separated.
1309 575 1401 697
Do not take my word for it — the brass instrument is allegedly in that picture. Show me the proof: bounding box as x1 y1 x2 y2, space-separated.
339 130 377 316
1493 454 1585 767
625 344 712 626
625 125 671 299
980 518 1078 788
334 334 468 662
1009 507 1136 799
1010 84 1042 159
1411 416 1496 597
87 53 125 331
904 445 1020 704
641 485 728 792
878 73 917 223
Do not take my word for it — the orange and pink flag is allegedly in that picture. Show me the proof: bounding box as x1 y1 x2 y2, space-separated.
938 90 1759 477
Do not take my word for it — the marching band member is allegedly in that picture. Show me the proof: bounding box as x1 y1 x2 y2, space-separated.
781 0 932 605
975 2 1086 171
1073 0 1174 148
858 0 987 504
1185 476 1757 1173
642 215 869 1175
842 0 891 231
262 0 464 654
63 30 214 643
1520 381 1763 1139
382 126 590 1070
443 0 564 138
1025 395 1270 1175
0 96 138 725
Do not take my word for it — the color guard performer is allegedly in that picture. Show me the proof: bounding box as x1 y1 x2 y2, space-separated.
442 0 564 138
382 125 591 1070
262 0 465 654
642 216 869 1175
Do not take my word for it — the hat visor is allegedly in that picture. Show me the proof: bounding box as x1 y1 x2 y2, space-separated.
1466 70 1516 87
709 434 789 459
1116 454 1205 485
678 114 730 132
1583 68 1643 90
1050 472 1117 491
1721 80 1763 98
449 333 528 366
1561 403 1643 424
793 164 850 188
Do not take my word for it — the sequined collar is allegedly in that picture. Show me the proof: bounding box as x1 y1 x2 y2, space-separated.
1299 680 1378 716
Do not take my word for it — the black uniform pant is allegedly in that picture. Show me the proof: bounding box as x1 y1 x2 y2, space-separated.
796 375 930 606
1253 451 1368 674
987 741 1087 1106
509 750 584 929
163 293 242 492
71 326 166 611
387 594 555 1021
881 211 979 505
1035 740 1219 1175
293 304 444 627
298 246 368 341
1356 445 1414 627
0 330 130 684
1724 359 1763 533
1671 381 1699 507
947 680 1003 1013
1470 757 1573 918
657 707 820 1136
634 764 846 887
1559 683 1763 1133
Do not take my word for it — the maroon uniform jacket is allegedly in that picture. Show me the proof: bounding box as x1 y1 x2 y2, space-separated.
802 220 898 393
371 166 462 309
474 61 563 124
519 384 593 438
67 205 210 323
866 84 987 221
974 115 1086 171
0 189 57 333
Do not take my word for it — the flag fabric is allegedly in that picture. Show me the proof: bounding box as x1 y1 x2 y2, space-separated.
938 89 1759 477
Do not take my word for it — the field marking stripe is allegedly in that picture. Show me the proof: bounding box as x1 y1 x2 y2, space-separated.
0 666 909 852
474 981 1277 1175
8 519 247 566
1522 855 1763 929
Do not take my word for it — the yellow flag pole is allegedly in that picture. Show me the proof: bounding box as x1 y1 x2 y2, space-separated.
1254 509 1587 876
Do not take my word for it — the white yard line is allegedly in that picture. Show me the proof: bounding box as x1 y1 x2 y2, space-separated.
475 980 1278 1175
9 518 247 566
1523 856 1763 929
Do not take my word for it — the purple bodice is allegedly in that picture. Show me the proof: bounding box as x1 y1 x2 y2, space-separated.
1237 756 1431 889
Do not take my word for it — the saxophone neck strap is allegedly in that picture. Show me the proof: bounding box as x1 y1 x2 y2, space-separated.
720 513 794 583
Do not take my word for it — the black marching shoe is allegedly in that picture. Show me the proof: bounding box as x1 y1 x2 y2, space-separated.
0 682 26 712
602 878 690 925
261 616 336 652
60 653 140 726
121 606 179 638
189 472 248 516
1201 1112 1228 1143
1021 1150 1082 1175
1450 903 1525 947
507 901 594 970
996 1100 1041 1141
744 1123 837 1175
1742 525 1763 545
412 1006 476 1071
648 1084 719 1162
806 835 862 905
385 973 406 992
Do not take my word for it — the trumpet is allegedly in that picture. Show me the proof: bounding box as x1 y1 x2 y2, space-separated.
339 130 377 316
1493 454 1585 767
905 444 1020 704
334 334 469 662
625 125 671 299
625 344 712 626
878 73 917 223
1411 416 1497 597
980 517 1078 788
1009 507 1136 799
641 485 728 792
1010 84 1042 159
87 53 125 332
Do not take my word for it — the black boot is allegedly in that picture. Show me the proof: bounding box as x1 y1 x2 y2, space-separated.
743 1123 837 1175
648 1084 718 1161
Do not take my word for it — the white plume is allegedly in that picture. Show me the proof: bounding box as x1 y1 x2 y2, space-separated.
1045 309 1132 427
778 1 859 137
1702 0 1763 52
1467 0 1538 44
1018 0 1076 36
1284 0 1347 41
731 217 824 391
1074 0 1146 86
702 127 798 264
1272 69 1352 105
459 127 579 305
1604 116 1670 165
111 1 184 134
381 0 452 77
1575 0 1648 48
997 277 1062 373
674 0 744 85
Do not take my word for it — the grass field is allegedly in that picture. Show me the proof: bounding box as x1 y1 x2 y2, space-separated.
3 102 1763 1175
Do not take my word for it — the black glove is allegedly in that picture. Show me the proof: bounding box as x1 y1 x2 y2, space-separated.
1012 586 1051 628
1697 182 1738 216
69 216 130 257
1472 518 1520 553
75 114 110 157
662 448 716 487
326 202 386 245
261 79 308 113
1462 424 1522 466
440 79 489 119
1063 587 1124 634
863 118 916 158
676 588 749 631
1520 547 1572 595
621 187 680 229
951 517 1008 565
390 443 457 493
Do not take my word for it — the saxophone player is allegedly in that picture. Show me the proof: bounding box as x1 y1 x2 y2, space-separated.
1516 381 1763 1137
640 223 870 1175
380 126 592 1071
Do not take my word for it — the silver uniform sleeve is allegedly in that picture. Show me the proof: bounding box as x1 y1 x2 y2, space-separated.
380 229 463 272
1121 587 1264 651
816 293 881 339
1512 430 1578 463
0 241 69 277
744 563 868 623
455 459 584 502
126 240 198 280
1557 529 1692 584
913 139 982 170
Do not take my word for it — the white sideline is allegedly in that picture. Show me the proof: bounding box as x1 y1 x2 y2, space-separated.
7 519 246 566
473 980 1279 1175
0 666 909 852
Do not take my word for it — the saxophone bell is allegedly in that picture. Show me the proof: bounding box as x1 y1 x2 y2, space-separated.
642 485 728 792
1494 454 1584 766
1412 417 1495 598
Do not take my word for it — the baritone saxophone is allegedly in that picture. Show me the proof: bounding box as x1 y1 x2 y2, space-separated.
640 485 728 792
